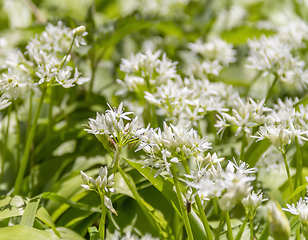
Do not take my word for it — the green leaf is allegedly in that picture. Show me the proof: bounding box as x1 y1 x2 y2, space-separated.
88 226 100 240
221 25 274 45
0 225 60 240
48 227 86 240
0 195 27 220
124 158 207 239
20 195 41 227
244 139 271 167
36 207 60 238
42 192 101 216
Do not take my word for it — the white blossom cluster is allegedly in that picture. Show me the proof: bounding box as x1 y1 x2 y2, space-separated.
215 5 246 31
247 35 308 86
133 0 190 18
0 21 89 111
254 97 308 153
215 97 271 138
136 122 212 177
80 166 117 215
145 76 238 125
116 50 179 96
187 160 256 211
187 37 236 77
85 102 144 148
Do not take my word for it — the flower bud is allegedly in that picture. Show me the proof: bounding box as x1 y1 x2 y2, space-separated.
268 201 290 240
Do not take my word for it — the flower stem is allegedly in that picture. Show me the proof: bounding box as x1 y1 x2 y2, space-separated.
182 160 213 240
170 164 194 240
295 137 304 197
282 151 295 203
14 86 47 195
249 217 253 240
235 210 250 240
225 211 234 240
265 75 278 104
240 130 247 162
99 195 107 240
13 100 21 173
118 163 162 235
0 105 11 186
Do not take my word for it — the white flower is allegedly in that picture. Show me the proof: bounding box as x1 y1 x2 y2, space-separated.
0 95 11 111
242 190 267 210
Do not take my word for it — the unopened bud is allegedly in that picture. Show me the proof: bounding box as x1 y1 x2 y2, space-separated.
268 201 290 240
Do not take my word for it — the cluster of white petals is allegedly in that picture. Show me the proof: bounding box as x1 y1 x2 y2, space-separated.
247 35 308 86
283 197 308 230
187 37 236 77
145 76 238 125
80 166 117 215
116 50 179 95
215 97 271 138
136 122 212 177
187 161 256 211
85 102 144 148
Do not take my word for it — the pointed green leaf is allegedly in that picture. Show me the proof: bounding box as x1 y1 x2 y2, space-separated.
20 195 41 227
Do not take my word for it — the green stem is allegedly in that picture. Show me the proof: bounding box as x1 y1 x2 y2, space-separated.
249 217 253 240
14 86 47 195
118 165 161 235
13 101 21 174
46 87 54 148
295 137 304 197
265 75 278 104
182 160 213 240
235 210 250 240
0 105 11 186
215 212 225 240
282 151 295 203
27 90 33 139
170 164 194 240
99 195 107 240
225 211 234 240
296 228 300 240
240 130 247 162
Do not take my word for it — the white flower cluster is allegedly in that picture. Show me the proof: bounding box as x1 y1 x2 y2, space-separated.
187 37 236 77
80 166 117 215
215 97 271 138
215 5 246 31
134 0 190 18
187 161 256 211
254 97 308 153
0 21 89 106
145 76 238 125
116 50 179 95
85 102 143 148
136 122 212 177
247 35 308 86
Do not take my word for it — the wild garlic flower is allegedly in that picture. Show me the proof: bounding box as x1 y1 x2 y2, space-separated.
136 122 211 177
215 5 246 31
187 37 236 77
0 94 11 111
283 198 308 227
85 102 144 149
215 97 271 138
247 35 308 86
268 201 291 240
0 68 28 99
145 76 237 126
187 160 256 211
277 18 308 49
242 190 267 217
116 50 179 95
80 166 117 215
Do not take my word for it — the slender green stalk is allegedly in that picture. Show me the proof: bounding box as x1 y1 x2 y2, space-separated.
240 131 247 162
215 212 225 240
46 87 54 147
26 90 33 139
13 101 21 172
295 137 304 197
0 105 11 186
265 75 278 103
296 228 300 240
225 211 234 240
249 217 253 240
235 210 250 240
14 86 47 195
170 164 194 240
182 160 213 240
241 71 262 97
99 195 107 240
282 151 296 203
118 164 161 235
